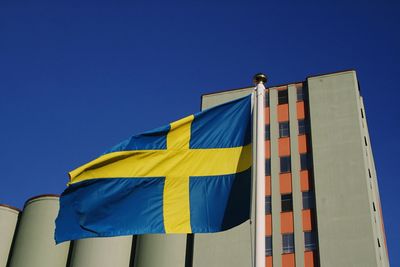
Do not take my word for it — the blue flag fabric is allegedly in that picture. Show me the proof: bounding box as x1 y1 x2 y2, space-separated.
55 95 252 243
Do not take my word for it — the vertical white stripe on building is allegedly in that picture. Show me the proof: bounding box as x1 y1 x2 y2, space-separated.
269 88 282 267
288 84 305 267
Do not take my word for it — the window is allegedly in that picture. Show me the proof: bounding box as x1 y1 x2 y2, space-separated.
265 236 272 256
364 136 368 146
297 86 304 101
361 108 364 118
265 91 270 107
298 119 307 135
304 232 317 251
300 153 308 171
280 156 291 173
265 124 270 140
282 234 295 254
302 191 314 209
265 196 272 214
278 89 288 105
281 194 293 212
373 202 376 212
265 159 271 176
279 122 290 138
368 169 372 178
377 238 381 248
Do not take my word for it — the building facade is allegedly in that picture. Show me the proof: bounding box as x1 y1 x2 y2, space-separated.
200 70 389 267
0 70 389 267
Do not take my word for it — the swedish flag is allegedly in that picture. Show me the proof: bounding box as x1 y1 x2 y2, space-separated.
55 95 252 243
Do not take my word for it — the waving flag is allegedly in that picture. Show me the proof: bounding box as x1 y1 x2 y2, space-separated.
55 95 252 243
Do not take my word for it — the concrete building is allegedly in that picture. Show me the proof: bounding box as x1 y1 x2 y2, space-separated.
0 70 389 267
200 70 389 267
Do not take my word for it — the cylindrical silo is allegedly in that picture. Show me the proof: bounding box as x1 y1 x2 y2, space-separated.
8 195 70 267
68 236 133 267
0 204 20 267
134 234 187 267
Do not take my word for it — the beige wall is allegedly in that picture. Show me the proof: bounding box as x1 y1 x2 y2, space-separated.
308 71 388 266
0 205 19 267
69 236 133 267
134 234 187 267
8 196 70 267
360 96 389 266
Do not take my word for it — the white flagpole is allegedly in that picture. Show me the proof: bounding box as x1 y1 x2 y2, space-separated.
254 73 267 267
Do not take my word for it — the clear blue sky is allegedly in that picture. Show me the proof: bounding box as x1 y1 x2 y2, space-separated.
1 0 399 264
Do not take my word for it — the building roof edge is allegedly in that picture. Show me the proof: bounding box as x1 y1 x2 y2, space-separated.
201 69 357 98
24 194 60 206
0 204 21 212
306 69 356 80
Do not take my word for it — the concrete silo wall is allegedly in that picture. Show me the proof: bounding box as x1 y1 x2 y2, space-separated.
68 236 133 267
8 195 70 267
0 205 19 267
134 234 187 267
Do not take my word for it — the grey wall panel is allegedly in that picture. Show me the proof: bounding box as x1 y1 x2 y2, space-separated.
360 96 389 266
269 88 281 267
134 234 187 267
196 87 254 267
8 196 70 267
288 84 305 267
202 88 253 110
192 224 252 267
0 205 19 267
69 236 132 267
307 71 380 266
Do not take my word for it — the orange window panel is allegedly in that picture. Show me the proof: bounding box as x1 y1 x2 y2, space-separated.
297 101 305 119
304 251 315 267
278 104 289 122
281 212 294 233
300 170 310 191
282 253 295 267
266 214 272 235
302 209 312 231
265 107 270 124
265 140 271 158
266 256 273 267
280 173 292 194
265 176 271 196
298 135 308 153
279 137 291 156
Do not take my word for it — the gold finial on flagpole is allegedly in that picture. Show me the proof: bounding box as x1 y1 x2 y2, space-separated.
253 73 268 85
